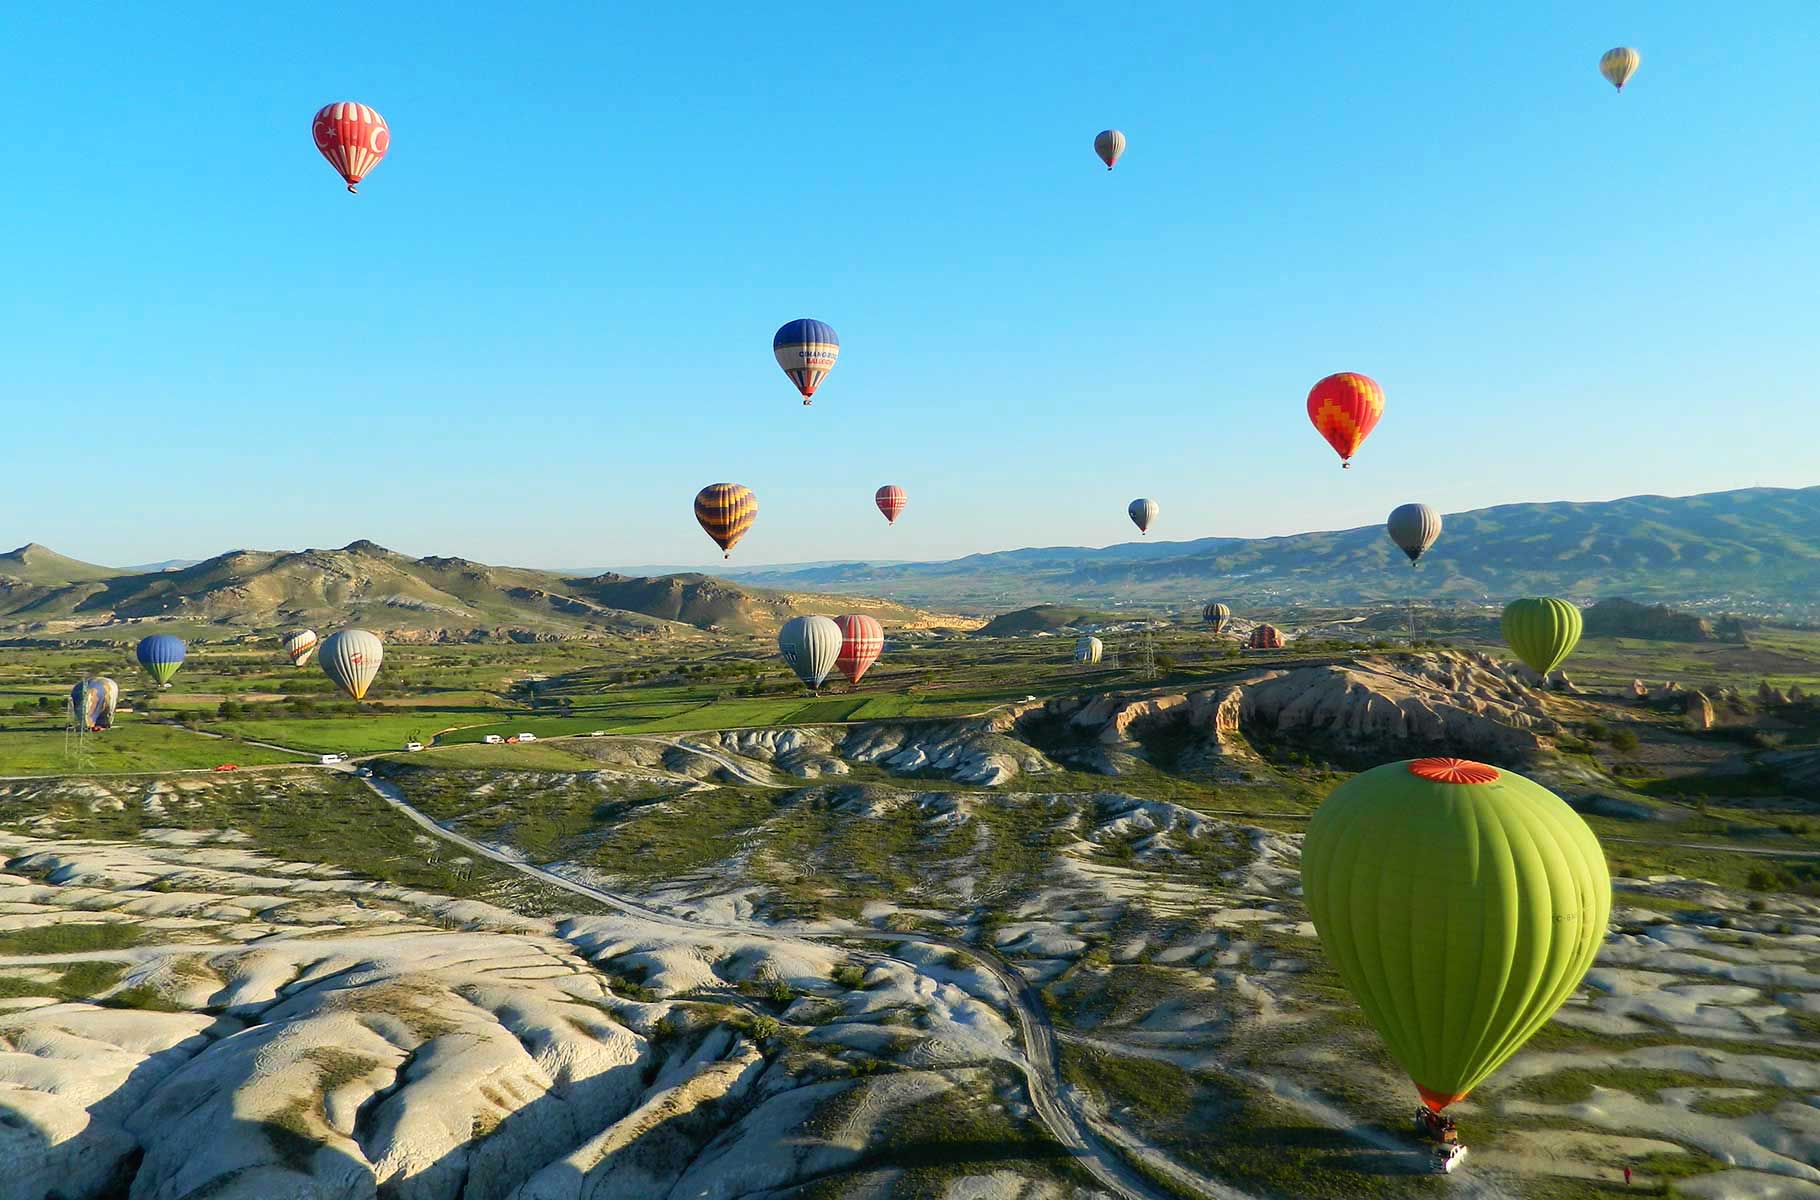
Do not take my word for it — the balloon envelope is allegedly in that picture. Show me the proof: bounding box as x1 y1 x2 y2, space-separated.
71 677 119 731
312 102 389 192
773 319 840 403
834 615 884 684
695 483 758 557
320 629 384 700
1301 758 1610 1110
1094 129 1126 169
778 616 842 688
1128 498 1158 534
1248 624 1285 650
135 635 187 685
1386 503 1443 564
1600 47 1640 91
875 485 907 525
1307 373 1385 465
1202 602 1231 632
1502 598 1582 675
283 629 319 668
1074 636 1103 664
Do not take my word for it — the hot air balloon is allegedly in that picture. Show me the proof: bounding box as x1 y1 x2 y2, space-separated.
1301 758 1610 1114
1501 598 1582 676
70 677 119 732
283 629 319 668
1074 636 1103 664
1599 47 1640 92
1202 602 1231 633
320 629 384 701
1248 624 1285 650
312 102 390 193
695 483 757 558
135 635 187 686
834 615 884 685
1307 373 1385 467
1094 129 1126 170
875 485 907 526
1128 498 1158 535
1386 503 1442 564
778 615 842 689
773 319 840 405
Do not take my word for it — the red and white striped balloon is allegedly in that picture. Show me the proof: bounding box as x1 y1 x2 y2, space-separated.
834 615 884 685
875 485 907 525
312 102 390 193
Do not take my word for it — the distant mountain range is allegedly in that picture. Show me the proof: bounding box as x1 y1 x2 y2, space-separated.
4 486 1811 637
0 541 962 639
723 486 1820 613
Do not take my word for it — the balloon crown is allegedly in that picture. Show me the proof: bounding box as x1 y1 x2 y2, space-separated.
1408 757 1501 785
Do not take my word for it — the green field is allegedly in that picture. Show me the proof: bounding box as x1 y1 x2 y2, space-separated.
0 716 310 774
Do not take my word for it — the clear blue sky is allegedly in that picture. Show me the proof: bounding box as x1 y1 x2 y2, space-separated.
2 2 1812 571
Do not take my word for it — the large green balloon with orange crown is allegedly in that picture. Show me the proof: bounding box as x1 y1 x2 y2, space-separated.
1300 758 1610 1111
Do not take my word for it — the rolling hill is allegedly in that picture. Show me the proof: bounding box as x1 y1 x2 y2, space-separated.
727 486 1820 613
0 540 968 639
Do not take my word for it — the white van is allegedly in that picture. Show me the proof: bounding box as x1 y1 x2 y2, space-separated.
318 753 343 765
516 732 538 743
482 734 505 745
404 741 425 753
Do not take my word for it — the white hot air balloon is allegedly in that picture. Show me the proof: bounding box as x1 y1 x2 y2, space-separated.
319 629 384 700
778 616 843 690
1128 498 1158 535
283 629 319 668
1074 636 1104 665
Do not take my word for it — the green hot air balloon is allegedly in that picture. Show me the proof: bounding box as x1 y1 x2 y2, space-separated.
1301 758 1610 1113
1501 598 1582 675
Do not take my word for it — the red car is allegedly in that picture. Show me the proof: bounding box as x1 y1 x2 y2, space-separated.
214 763 239 772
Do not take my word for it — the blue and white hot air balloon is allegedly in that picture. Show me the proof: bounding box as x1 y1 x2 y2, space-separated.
71 677 120 731
135 635 187 686
773 319 840 405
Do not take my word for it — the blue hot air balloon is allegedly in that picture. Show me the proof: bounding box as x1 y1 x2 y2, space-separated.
773 318 840 405
135 635 187 686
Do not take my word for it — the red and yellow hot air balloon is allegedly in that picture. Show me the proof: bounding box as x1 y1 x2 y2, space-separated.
695 483 757 558
875 485 907 525
1306 372 1384 468
312 102 390 193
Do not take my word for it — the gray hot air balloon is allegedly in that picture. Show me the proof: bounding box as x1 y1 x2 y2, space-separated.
319 629 384 700
1074 636 1104 664
1128 498 1158 535
1202 602 1231 632
778 615 842 689
1386 503 1443 564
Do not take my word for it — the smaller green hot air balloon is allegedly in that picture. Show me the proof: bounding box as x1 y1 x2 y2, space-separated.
1501 598 1582 675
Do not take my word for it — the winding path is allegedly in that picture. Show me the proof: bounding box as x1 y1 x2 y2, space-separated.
352 769 1216 1200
